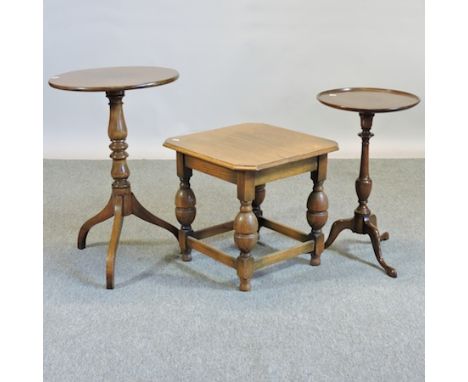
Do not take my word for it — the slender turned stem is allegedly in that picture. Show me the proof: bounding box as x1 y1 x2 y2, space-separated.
107 91 130 190
355 112 374 218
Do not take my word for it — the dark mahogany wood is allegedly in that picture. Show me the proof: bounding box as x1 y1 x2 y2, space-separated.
318 87 420 278
49 67 180 289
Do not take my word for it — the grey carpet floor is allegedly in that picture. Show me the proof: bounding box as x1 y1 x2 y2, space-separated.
44 159 424 382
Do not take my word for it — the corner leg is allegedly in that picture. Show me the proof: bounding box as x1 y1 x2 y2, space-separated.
175 161 196 262
307 156 329 266
77 197 114 249
365 218 397 278
106 196 124 289
234 201 258 291
234 172 258 291
324 218 354 248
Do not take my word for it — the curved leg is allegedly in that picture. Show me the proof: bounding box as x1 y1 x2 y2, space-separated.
106 196 124 289
370 214 389 241
131 193 178 239
324 218 354 248
365 219 397 278
77 197 114 249
175 158 196 262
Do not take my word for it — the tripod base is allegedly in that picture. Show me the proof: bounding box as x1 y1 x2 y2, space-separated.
77 187 178 289
325 213 396 278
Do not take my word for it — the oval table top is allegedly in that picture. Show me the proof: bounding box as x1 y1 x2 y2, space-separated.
48 66 179 92
317 87 420 113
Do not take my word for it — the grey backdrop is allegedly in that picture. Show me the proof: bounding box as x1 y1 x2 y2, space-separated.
44 0 424 159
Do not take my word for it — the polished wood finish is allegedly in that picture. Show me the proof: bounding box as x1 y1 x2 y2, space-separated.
319 88 419 277
317 87 420 113
175 152 197 262
255 157 318 185
167 124 338 291
49 67 179 289
164 123 337 170
254 241 315 270
307 155 328 266
258 217 310 242
48 66 179 92
234 172 258 291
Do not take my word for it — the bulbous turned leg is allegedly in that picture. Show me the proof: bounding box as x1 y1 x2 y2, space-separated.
365 218 397 278
370 214 389 241
307 165 329 266
77 197 114 249
175 174 196 261
234 200 258 291
106 196 124 289
325 218 354 248
252 184 265 235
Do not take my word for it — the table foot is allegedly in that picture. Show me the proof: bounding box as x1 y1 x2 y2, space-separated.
78 197 114 249
365 219 397 278
77 189 178 289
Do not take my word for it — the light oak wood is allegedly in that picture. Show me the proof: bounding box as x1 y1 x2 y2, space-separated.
164 123 338 171
48 66 179 92
255 157 318 185
185 155 237 184
49 67 180 289
168 125 335 291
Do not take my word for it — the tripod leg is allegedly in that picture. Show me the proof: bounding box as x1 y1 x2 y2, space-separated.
370 214 389 241
77 197 114 249
365 219 397 278
106 196 124 289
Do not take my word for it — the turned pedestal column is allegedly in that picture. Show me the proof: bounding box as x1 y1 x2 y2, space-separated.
49 66 180 289
317 87 420 278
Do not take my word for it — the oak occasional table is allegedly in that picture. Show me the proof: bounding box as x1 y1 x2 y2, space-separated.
317 87 420 277
49 66 180 289
164 123 338 291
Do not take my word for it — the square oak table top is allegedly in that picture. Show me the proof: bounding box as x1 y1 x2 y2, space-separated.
163 123 338 171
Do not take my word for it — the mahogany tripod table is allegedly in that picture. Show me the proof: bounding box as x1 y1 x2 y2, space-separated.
49 66 180 289
164 123 338 291
317 87 420 277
